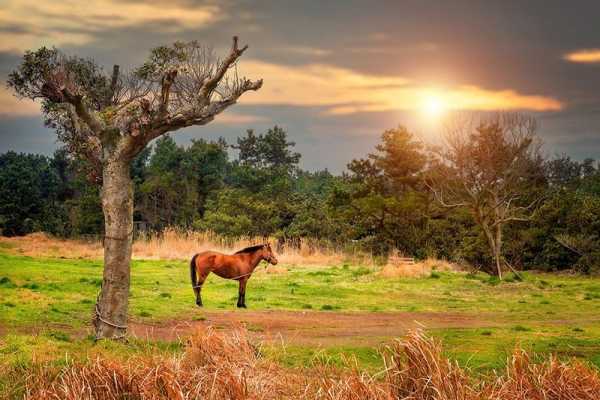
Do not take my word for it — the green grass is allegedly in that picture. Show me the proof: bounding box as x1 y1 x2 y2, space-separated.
1 251 600 372
262 344 382 371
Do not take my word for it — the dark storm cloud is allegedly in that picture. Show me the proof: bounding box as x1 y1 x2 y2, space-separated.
1 0 599 171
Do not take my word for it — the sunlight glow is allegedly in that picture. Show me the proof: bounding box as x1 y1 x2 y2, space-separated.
421 93 447 119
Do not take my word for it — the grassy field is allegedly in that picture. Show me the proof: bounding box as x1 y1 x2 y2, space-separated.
1 242 600 382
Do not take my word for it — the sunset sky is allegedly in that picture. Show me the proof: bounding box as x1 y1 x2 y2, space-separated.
1 0 599 171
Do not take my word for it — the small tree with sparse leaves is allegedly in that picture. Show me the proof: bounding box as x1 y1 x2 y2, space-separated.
427 113 545 278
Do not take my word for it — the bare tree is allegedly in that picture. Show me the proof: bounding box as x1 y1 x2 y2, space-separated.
8 37 262 339
427 113 545 278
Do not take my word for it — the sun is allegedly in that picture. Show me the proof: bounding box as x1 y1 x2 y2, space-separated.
421 93 447 119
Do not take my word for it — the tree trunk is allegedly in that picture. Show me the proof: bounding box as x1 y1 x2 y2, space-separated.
494 223 503 279
94 158 133 339
482 223 502 279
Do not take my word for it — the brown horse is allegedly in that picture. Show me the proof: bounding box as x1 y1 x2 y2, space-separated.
190 244 278 308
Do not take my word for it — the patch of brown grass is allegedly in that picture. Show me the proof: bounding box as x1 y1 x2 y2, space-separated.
4 328 599 400
22 327 296 400
380 257 462 278
387 330 478 400
133 228 368 266
0 232 103 259
484 349 600 400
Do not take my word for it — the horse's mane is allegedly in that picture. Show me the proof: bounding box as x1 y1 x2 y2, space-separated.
234 244 266 254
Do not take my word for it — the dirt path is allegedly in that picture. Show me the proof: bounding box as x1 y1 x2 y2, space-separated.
129 310 498 346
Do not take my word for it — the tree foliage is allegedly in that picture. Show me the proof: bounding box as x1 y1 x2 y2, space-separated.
2 122 599 274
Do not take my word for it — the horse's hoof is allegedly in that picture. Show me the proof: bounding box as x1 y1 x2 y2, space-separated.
196 302 203 308
237 304 247 308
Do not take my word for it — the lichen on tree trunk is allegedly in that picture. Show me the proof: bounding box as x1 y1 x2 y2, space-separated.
94 158 133 340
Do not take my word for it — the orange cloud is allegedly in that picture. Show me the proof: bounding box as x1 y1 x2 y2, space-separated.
0 87 41 118
239 60 563 114
213 113 268 125
0 0 222 52
564 49 600 63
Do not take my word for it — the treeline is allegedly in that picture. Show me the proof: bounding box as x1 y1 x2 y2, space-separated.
1 123 599 273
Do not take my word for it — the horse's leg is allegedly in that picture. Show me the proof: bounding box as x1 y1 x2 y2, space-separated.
237 277 248 308
195 270 210 307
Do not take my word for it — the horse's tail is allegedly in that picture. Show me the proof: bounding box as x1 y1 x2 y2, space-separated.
190 253 199 293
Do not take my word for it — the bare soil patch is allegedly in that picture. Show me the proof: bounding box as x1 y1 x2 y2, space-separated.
129 310 497 346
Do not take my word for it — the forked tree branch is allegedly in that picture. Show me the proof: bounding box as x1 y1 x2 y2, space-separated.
159 69 178 117
41 79 104 135
198 36 249 102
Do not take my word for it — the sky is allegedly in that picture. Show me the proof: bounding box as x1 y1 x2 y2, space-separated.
0 0 599 172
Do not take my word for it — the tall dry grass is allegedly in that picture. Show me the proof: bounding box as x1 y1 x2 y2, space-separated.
132 228 370 266
380 257 463 279
0 229 374 266
20 327 298 400
3 328 599 400
0 232 104 259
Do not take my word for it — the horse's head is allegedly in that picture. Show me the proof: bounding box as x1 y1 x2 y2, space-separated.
262 243 278 265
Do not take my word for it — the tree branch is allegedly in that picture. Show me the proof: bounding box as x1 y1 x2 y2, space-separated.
142 75 262 145
106 65 119 107
198 36 249 102
159 69 177 117
425 181 468 208
61 90 104 134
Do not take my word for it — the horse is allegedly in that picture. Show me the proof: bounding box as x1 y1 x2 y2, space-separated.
189 243 278 308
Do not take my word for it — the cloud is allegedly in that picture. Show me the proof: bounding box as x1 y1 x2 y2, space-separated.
283 46 331 57
238 60 563 114
0 87 40 118
213 112 268 125
0 0 223 52
564 49 600 64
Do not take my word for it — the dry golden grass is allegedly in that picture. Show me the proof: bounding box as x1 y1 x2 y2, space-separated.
0 232 104 259
484 349 600 400
4 328 598 400
132 228 356 266
380 257 462 278
0 229 373 267
21 327 299 400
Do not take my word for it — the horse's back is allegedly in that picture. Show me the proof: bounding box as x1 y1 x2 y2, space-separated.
194 251 222 266
196 250 223 258
195 250 238 269
193 251 243 278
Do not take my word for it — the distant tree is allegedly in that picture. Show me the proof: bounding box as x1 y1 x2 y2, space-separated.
546 155 586 188
0 152 57 235
233 125 300 172
138 136 198 229
9 37 262 339
184 137 229 216
233 129 261 167
428 113 545 277
198 188 281 237
332 126 432 255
